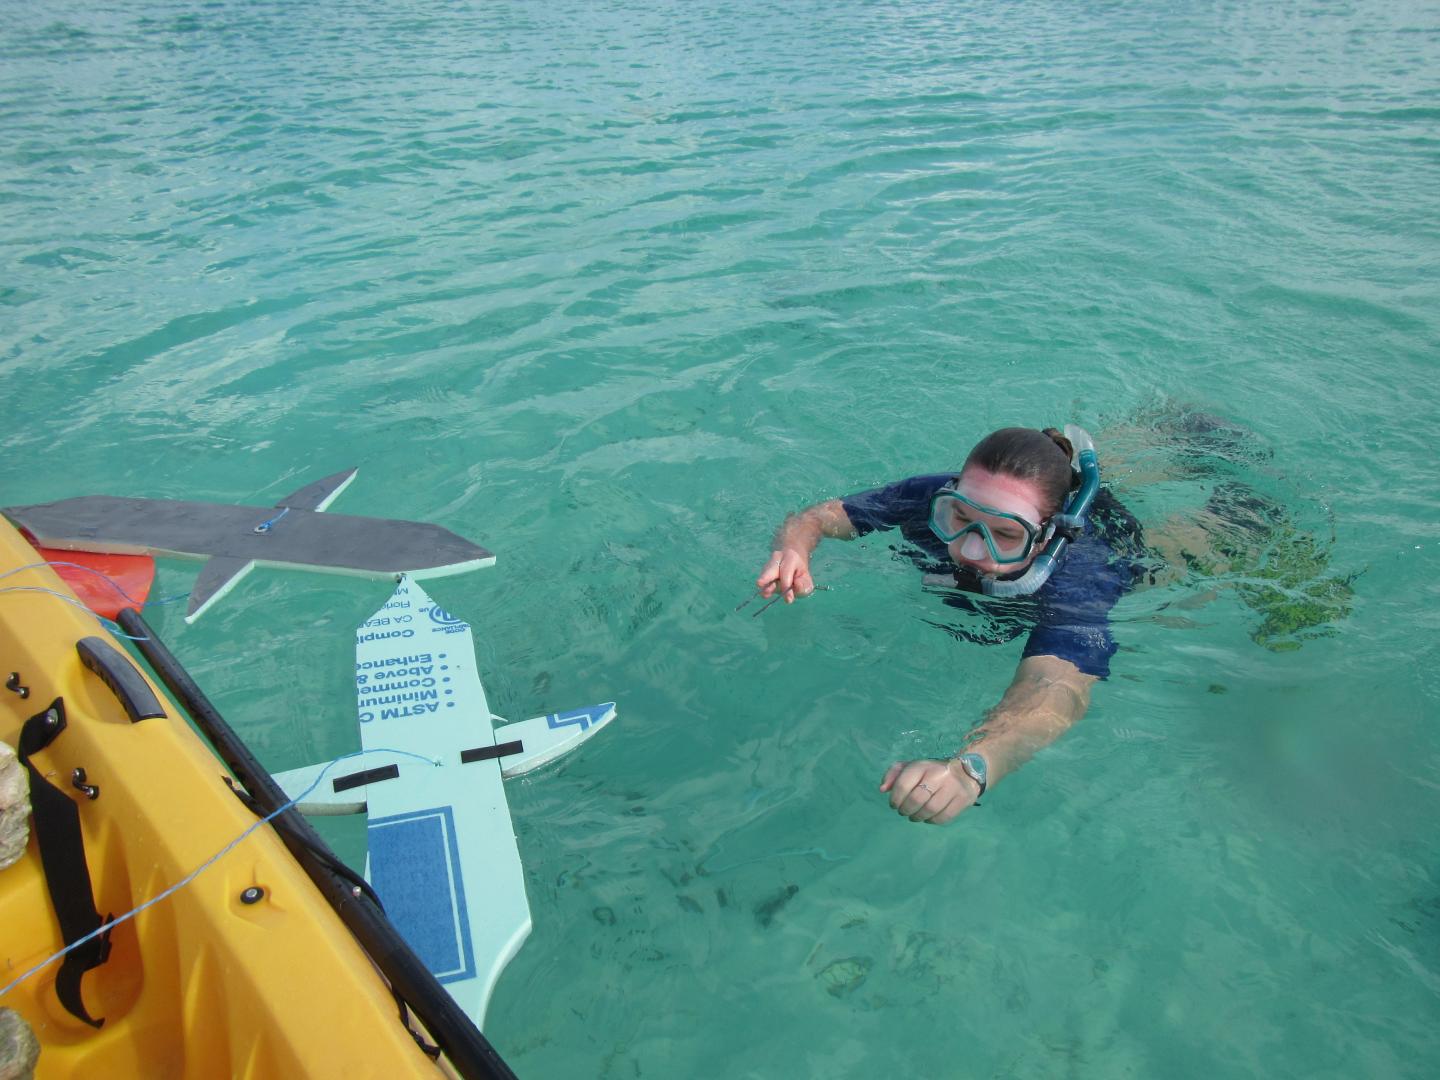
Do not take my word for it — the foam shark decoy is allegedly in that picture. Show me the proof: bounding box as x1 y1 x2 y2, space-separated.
3 469 495 621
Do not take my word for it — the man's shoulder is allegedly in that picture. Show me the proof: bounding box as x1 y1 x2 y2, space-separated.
841 473 954 534
885 473 955 499
843 473 952 506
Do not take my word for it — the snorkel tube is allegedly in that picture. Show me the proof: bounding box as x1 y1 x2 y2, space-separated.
977 424 1100 598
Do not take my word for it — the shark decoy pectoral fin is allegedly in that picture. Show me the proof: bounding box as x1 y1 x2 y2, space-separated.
186 556 256 622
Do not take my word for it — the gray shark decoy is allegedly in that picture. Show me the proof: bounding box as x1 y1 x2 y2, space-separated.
4 468 495 621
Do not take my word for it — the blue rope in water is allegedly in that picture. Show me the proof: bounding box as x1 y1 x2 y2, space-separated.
0 560 188 606
0 747 440 1003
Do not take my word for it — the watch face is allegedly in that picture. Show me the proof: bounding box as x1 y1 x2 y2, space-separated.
960 753 987 784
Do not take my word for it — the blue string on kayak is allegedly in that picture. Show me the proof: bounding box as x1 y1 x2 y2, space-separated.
0 561 191 640
0 747 440 1004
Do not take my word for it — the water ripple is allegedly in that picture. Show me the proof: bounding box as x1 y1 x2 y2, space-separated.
3 1 1438 1075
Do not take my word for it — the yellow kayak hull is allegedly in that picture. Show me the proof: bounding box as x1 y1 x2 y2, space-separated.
0 519 446 1078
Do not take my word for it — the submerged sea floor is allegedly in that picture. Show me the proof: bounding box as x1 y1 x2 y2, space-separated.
3 2 1438 1077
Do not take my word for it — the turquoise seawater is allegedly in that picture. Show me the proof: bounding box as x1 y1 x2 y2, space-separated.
4 1 1439 1076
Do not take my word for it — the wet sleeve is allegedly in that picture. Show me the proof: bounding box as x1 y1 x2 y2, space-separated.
841 475 949 537
1021 535 1131 679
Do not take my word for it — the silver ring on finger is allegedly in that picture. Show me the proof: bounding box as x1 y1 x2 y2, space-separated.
917 782 934 794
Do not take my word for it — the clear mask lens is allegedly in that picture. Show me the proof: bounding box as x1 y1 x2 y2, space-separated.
959 532 990 561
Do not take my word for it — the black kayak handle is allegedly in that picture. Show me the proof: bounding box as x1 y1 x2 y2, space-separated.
77 637 167 723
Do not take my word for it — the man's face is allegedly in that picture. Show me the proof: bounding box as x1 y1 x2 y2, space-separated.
942 467 1046 575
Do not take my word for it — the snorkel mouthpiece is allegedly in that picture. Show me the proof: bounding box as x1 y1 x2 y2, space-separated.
975 424 1099 599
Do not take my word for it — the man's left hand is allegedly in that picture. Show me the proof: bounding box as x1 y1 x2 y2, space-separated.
879 758 981 825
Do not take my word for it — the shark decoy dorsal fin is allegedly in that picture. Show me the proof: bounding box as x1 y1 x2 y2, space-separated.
276 468 358 513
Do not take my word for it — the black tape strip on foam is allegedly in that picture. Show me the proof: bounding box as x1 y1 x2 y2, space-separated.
460 740 524 764
331 763 401 793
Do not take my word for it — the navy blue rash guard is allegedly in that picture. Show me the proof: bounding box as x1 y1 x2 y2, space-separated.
841 474 1146 679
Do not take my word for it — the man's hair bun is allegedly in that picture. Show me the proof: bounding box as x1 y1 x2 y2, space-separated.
1041 427 1074 463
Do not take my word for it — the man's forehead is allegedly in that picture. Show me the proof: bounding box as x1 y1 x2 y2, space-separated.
956 467 1043 521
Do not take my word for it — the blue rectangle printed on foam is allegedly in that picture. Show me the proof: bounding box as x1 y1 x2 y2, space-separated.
367 805 475 983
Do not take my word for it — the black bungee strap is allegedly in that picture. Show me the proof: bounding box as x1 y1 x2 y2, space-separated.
17 698 112 1028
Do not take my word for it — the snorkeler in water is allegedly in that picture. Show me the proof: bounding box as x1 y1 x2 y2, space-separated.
756 426 1144 826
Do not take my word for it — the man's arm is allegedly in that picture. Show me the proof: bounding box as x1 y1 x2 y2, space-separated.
958 653 1096 786
881 654 1097 825
756 498 857 603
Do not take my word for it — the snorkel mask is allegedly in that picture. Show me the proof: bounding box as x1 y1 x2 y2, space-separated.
928 424 1101 598
929 489 1050 566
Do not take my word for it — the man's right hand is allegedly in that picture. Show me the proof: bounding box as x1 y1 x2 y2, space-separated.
757 549 815 603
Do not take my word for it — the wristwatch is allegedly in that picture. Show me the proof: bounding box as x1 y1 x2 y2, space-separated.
955 752 988 805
